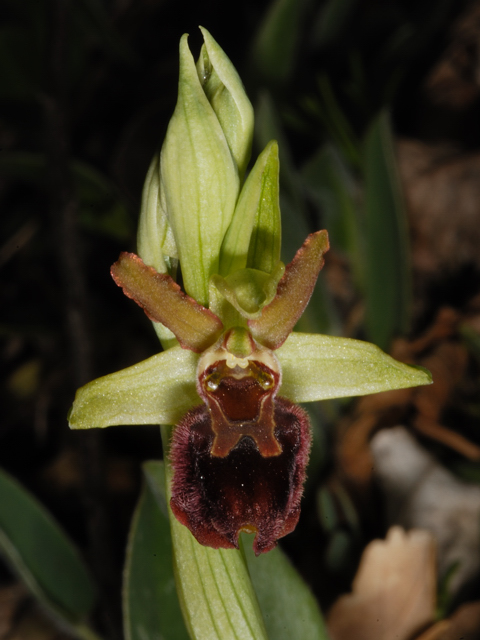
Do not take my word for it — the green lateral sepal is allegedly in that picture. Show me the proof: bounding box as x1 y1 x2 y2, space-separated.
68 347 200 429
277 332 432 402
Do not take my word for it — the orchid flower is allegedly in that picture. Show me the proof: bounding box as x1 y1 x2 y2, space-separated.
68 28 431 557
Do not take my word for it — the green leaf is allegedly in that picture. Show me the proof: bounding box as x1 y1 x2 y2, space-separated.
250 0 309 85
255 94 310 240
123 462 189 640
0 468 96 625
197 27 254 179
363 110 411 350
311 0 359 47
160 33 239 306
277 332 432 402
313 75 361 168
301 143 363 286
254 97 340 338
68 347 200 429
242 535 329 640
160 427 269 640
220 140 280 277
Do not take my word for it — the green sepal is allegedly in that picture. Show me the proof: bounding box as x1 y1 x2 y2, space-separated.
137 153 178 275
247 141 282 274
277 332 432 402
160 33 239 305
136 154 179 349
68 347 200 429
220 140 280 276
364 110 411 350
197 27 254 179
111 252 223 352
211 262 284 318
160 428 269 640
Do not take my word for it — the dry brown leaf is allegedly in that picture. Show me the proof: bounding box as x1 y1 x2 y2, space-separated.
337 307 478 498
414 620 451 640
413 416 480 461
414 342 468 422
0 583 71 640
371 427 480 595
415 601 480 640
327 526 436 640
0 583 28 637
336 387 415 494
425 0 480 110
412 341 480 460
398 140 480 281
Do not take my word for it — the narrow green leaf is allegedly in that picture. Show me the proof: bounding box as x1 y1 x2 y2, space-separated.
311 0 358 47
0 468 96 624
277 332 432 402
254 98 340 336
220 140 280 277
161 34 239 306
250 0 309 85
255 94 303 221
363 110 411 350
160 427 269 640
242 535 329 640
68 347 200 429
197 27 254 178
123 464 189 640
111 252 223 353
314 75 361 168
301 143 363 286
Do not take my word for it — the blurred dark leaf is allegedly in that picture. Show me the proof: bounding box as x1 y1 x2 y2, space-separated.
363 110 410 350
249 0 309 86
0 152 132 240
0 467 97 625
311 0 359 48
301 142 363 287
123 460 189 640
242 534 329 640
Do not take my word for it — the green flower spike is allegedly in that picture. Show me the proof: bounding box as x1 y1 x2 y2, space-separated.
68 24 432 563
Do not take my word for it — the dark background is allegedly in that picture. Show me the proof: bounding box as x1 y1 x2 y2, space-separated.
2 0 480 637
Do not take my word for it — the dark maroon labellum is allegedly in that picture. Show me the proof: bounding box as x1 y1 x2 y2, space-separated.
170 396 311 555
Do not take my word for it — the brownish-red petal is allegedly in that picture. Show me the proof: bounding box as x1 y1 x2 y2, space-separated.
111 252 223 352
248 230 329 350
